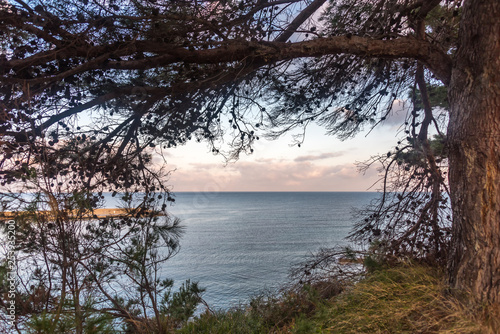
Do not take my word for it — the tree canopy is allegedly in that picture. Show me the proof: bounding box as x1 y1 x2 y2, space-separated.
1 0 457 259
1 0 454 156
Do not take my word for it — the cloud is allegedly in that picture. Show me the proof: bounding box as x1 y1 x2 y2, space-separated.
168 158 381 192
294 151 344 162
380 99 410 127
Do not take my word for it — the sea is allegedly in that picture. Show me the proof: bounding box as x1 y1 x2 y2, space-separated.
142 192 378 311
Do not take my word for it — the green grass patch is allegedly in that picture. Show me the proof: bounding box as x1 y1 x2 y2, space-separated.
178 264 489 333
325 265 485 333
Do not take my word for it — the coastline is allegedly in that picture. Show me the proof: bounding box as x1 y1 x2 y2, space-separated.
0 208 164 221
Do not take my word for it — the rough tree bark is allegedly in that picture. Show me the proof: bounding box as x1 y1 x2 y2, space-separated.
448 0 500 306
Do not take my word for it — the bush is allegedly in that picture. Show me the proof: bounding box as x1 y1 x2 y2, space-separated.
178 264 488 334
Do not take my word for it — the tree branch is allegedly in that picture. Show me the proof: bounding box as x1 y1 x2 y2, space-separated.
3 35 452 88
275 0 327 42
36 90 123 133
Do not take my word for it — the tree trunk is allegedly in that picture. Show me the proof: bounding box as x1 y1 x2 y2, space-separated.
447 0 500 307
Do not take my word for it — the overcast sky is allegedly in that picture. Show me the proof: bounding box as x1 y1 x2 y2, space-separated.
160 104 408 192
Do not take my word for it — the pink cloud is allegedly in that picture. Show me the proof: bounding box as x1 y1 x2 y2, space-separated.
168 159 381 192
293 151 345 162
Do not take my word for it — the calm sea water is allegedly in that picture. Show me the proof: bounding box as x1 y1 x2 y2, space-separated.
154 192 376 311
7 191 376 311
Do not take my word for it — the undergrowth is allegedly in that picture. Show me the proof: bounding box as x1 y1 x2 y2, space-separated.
178 263 490 333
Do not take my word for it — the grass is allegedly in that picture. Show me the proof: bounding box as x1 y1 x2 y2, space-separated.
324 265 486 333
178 264 491 333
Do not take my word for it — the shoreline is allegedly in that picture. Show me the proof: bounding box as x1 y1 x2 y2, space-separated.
0 208 164 221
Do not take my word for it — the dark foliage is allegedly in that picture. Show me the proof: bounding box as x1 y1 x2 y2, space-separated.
1 0 459 265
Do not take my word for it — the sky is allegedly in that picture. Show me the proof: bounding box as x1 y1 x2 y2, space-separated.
152 4 414 193
159 102 409 192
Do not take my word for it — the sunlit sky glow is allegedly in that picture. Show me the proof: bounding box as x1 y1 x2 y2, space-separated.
160 102 409 192
157 7 413 192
